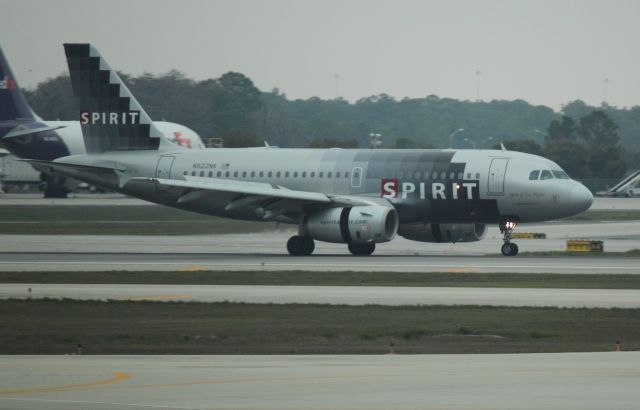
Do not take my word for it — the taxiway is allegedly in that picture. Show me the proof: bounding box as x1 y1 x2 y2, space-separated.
0 353 638 410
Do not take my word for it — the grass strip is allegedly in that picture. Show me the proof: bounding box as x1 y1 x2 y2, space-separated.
3 270 640 289
0 299 637 354
0 205 287 235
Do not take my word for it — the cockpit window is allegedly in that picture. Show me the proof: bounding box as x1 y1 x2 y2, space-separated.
552 170 570 179
529 170 540 180
540 170 553 180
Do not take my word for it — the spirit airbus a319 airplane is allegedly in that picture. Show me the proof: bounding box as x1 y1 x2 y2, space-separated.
28 44 593 256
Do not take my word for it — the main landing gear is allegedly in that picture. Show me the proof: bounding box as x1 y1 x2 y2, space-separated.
286 235 315 256
348 242 375 256
286 235 376 256
500 221 519 256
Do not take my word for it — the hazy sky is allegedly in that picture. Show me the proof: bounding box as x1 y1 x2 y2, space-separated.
2 0 639 110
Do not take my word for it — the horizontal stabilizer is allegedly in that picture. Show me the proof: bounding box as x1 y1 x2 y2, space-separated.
1 124 65 140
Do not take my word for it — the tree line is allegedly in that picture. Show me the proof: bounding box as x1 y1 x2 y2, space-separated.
24 70 638 179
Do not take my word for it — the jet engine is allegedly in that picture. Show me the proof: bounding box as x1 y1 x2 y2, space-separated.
398 223 487 243
302 206 399 244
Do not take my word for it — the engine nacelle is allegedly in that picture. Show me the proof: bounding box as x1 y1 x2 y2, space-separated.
398 223 487 243
303 206 399 244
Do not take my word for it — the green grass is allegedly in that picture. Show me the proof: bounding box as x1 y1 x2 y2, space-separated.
0 299 637 354
3 270 640 289
0 205 289 235
0 205 638 234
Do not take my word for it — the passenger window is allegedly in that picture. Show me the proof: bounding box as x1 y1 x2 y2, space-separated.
302 172 306 178
209 171 213 177
259 171 264 178
552 170 569 179
250 171 255 178
293 171 298 178
268 172 273 178
540 170 553 180
319 172 323 178
415 172 421 180
217 171 222 177
191 171 196 176
233 171 238 177
475 173 480 179
399 172 404 179
425 172 430 180
242 171 246 178
466 173 471 179
529 170 540 180
345 172 349 178
327 172 332 178
440 172 447 180
310 172 315 178
336 172 340 178
276 171 281 178
432 171 438 179
183 171 187 176
285 171 289 178
457 172 463 180
225 171 230 177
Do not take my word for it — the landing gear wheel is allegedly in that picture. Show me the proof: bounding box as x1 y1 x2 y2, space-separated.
41 174 69 198
501 242 519 256
286 235 315 256
348 242 376 256
499 221 519 257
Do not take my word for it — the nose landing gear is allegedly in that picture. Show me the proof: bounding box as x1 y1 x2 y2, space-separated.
500 221 519 256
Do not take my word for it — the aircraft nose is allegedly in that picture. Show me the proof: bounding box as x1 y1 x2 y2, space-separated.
569 183 593 214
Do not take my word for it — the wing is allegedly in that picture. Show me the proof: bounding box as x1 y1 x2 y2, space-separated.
131 176 390 222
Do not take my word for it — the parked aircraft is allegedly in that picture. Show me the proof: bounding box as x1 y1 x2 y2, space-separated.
0 46 205 197
29 44 593 256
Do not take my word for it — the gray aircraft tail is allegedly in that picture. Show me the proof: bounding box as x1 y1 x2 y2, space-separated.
63 43 173 153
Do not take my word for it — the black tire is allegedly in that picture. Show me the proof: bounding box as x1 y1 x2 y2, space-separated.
501 242 518 256
348 242 376 256
287 235 314 256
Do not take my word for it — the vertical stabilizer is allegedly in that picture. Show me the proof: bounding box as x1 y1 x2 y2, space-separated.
0 47 36 121
64 43 170 153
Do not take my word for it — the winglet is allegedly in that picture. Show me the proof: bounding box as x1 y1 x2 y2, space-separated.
500 143 507 151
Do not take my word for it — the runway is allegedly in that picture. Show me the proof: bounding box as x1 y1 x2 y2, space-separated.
3 283 640 308
0 353 638 410
0 251 638 273
2 218 640 258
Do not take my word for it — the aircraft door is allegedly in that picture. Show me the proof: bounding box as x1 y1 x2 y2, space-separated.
155 156 175 179
351 166 363 188
488 158 509 194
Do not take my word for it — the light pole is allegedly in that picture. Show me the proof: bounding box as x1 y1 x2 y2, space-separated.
448 128 464 148
464 138 476 149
